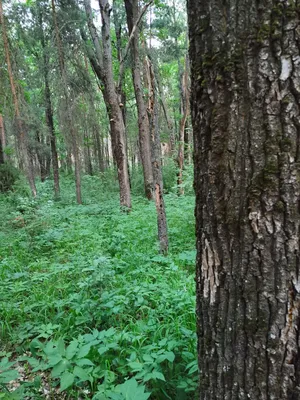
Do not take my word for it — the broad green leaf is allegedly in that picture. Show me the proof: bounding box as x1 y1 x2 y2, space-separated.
151 371 165 381
73 366 89 382
165 351 175 362
60 371 75 391
142 354 154 363
116 378 151 400
128 361 143 371
66 340 78 360
51 359 70 378
0 369 19 383
76 358 94 367
77 344 91 358
47 354 63 367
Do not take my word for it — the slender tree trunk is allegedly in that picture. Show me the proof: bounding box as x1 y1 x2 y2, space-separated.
189 0 300 398
145 55 168 254
38 3 60 197
0 114 5 164
35 130 47 181
0 0 36 196
51 0 81 203
184 118 191 164
177 55 190 194
84 0 131 208
83 130 93 176
124 0 154 200
112 0 127 125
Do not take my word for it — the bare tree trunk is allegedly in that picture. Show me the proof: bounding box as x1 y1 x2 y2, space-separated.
177 55 190 194
189 0 300 398
0 114 5 164
51 0 81 203
83 130 93 176
0 0 36 196
124 0 154 200
38 2 60 198
84 0 131 209
112 0 127 125
145 55 168 254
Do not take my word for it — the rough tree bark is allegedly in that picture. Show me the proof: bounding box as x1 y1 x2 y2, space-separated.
144 55 168 254
51 0 81 204
188 0 300 398
38 1 60 198
83 0 131 209
124 0 154 200
0 0 37 196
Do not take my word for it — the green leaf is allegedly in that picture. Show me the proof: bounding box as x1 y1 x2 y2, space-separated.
47 354 63 367
77 344 91 358
151 371 165 381
66 340 78 360
142 354 154 363
165 351 175 362
60 371 75 391
51 359 70 378
73 366 89 382
128 361 143 371
76 358 94 367
98 345 109 355
116 378 151 400
0 369 19 383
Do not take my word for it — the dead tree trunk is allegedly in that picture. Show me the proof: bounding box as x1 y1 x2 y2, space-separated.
124 0 154 200
0 0 36 196
189 0 300 398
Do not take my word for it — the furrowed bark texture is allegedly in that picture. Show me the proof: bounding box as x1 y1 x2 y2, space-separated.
188 0 300 399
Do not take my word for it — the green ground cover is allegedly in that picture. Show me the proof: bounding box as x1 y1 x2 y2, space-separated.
0 175 197 399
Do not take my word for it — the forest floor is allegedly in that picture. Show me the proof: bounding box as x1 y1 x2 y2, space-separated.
0 175 197 400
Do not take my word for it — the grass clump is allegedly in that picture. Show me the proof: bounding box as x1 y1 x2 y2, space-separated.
0 176 197 399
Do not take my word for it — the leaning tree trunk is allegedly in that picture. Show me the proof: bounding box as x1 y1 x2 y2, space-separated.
188 0 300 399
124 0 154 200
0 0 37 197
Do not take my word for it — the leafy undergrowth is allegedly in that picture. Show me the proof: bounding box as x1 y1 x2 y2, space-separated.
0 176 197 399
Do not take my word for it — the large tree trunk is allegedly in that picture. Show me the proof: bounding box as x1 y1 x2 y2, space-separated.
84 0 131 209
188 0 300 399
0 0 37 197
124 0 154 200
51 0 81 204
144 55 168 254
